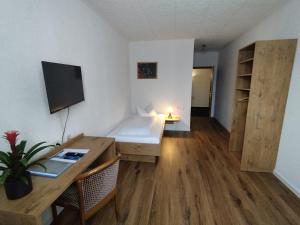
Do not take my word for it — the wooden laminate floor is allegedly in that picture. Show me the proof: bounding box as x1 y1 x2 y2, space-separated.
56 117 300 225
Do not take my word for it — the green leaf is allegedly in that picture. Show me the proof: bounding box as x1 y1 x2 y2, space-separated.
0 152 11 167
24 145 53 161
27 161 47 171
0 166 7 171
19 158 28 168
24 142 46 158
0 169 11 184
16 140 27 155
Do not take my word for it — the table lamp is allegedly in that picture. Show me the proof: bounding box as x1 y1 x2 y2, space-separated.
168 106 173 119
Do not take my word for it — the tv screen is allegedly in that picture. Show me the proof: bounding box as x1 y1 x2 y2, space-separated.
42 61 85 114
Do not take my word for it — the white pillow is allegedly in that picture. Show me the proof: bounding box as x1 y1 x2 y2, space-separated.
136 105 157 117
145 104 157 116
119 117 151 136
145 104 154 113
148 109 157 116
136 106 150 117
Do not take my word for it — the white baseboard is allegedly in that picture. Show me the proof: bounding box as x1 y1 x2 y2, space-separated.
273 171 300 199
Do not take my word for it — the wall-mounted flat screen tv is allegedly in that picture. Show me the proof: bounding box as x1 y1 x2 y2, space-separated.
42 61 85 114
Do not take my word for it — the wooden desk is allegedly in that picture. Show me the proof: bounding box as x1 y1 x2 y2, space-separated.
0 134 115 225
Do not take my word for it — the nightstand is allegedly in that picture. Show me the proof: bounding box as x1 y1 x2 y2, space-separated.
164 115 181 124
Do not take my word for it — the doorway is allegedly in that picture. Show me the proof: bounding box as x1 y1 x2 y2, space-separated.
191 67 214 117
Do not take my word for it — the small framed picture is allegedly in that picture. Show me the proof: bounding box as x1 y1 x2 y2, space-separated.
137 62 157 79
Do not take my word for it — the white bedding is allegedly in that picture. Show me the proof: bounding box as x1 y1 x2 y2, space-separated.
118 117 152 136
108 115 165 144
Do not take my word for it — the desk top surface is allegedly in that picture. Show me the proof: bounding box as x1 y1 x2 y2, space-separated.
0 135 114 218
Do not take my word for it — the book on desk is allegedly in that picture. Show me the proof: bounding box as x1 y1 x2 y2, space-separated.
28 148 89 178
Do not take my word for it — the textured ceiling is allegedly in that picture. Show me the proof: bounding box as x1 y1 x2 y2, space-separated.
83 0 289 50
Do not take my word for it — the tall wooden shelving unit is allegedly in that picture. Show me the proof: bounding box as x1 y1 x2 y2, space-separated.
229 39 297 172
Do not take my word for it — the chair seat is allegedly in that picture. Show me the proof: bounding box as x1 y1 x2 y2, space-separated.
55 184 80 209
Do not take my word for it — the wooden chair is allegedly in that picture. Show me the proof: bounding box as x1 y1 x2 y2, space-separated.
52 154 121 225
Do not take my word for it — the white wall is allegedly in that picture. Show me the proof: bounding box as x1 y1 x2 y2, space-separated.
192 69 212 107
0 1 130 221
215 0 300 197
193 52 219 117
129 39 194 131
0 0 130 149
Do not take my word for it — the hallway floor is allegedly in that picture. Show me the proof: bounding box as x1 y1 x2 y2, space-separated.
56 117 300 225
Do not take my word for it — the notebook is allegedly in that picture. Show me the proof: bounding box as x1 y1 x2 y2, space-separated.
29 148 89 178
28 160 73 178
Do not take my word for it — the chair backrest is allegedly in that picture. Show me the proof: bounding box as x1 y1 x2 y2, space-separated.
75 155 120 213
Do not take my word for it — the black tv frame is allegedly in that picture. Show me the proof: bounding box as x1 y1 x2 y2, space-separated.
42 61 85 114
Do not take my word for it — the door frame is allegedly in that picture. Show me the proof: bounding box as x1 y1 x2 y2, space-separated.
192 66 215 118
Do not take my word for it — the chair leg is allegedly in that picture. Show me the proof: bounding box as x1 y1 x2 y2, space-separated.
114 195 119 222
79 212 86 225
51 204 58 224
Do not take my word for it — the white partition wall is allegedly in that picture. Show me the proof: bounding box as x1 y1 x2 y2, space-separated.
129 39 194 131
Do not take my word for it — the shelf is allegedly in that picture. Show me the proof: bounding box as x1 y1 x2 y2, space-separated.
164 115 181 123
236 88 250 91
238 73 252 77
239 58 254 64
240 42 256 51
237 97 249 102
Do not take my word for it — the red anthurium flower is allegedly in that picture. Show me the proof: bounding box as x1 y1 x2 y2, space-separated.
4 130 19 146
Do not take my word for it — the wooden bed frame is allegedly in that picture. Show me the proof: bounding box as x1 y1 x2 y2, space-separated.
116 122 164 163
116 142 161 163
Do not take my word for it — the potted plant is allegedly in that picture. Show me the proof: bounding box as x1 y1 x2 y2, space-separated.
0 131 53 200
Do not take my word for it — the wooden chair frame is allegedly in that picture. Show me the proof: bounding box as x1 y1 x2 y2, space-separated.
52 154 121 225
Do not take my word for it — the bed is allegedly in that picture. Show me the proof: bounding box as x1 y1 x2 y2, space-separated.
108 115 165 163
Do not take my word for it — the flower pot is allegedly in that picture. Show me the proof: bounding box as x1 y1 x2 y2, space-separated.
4 171 33 200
